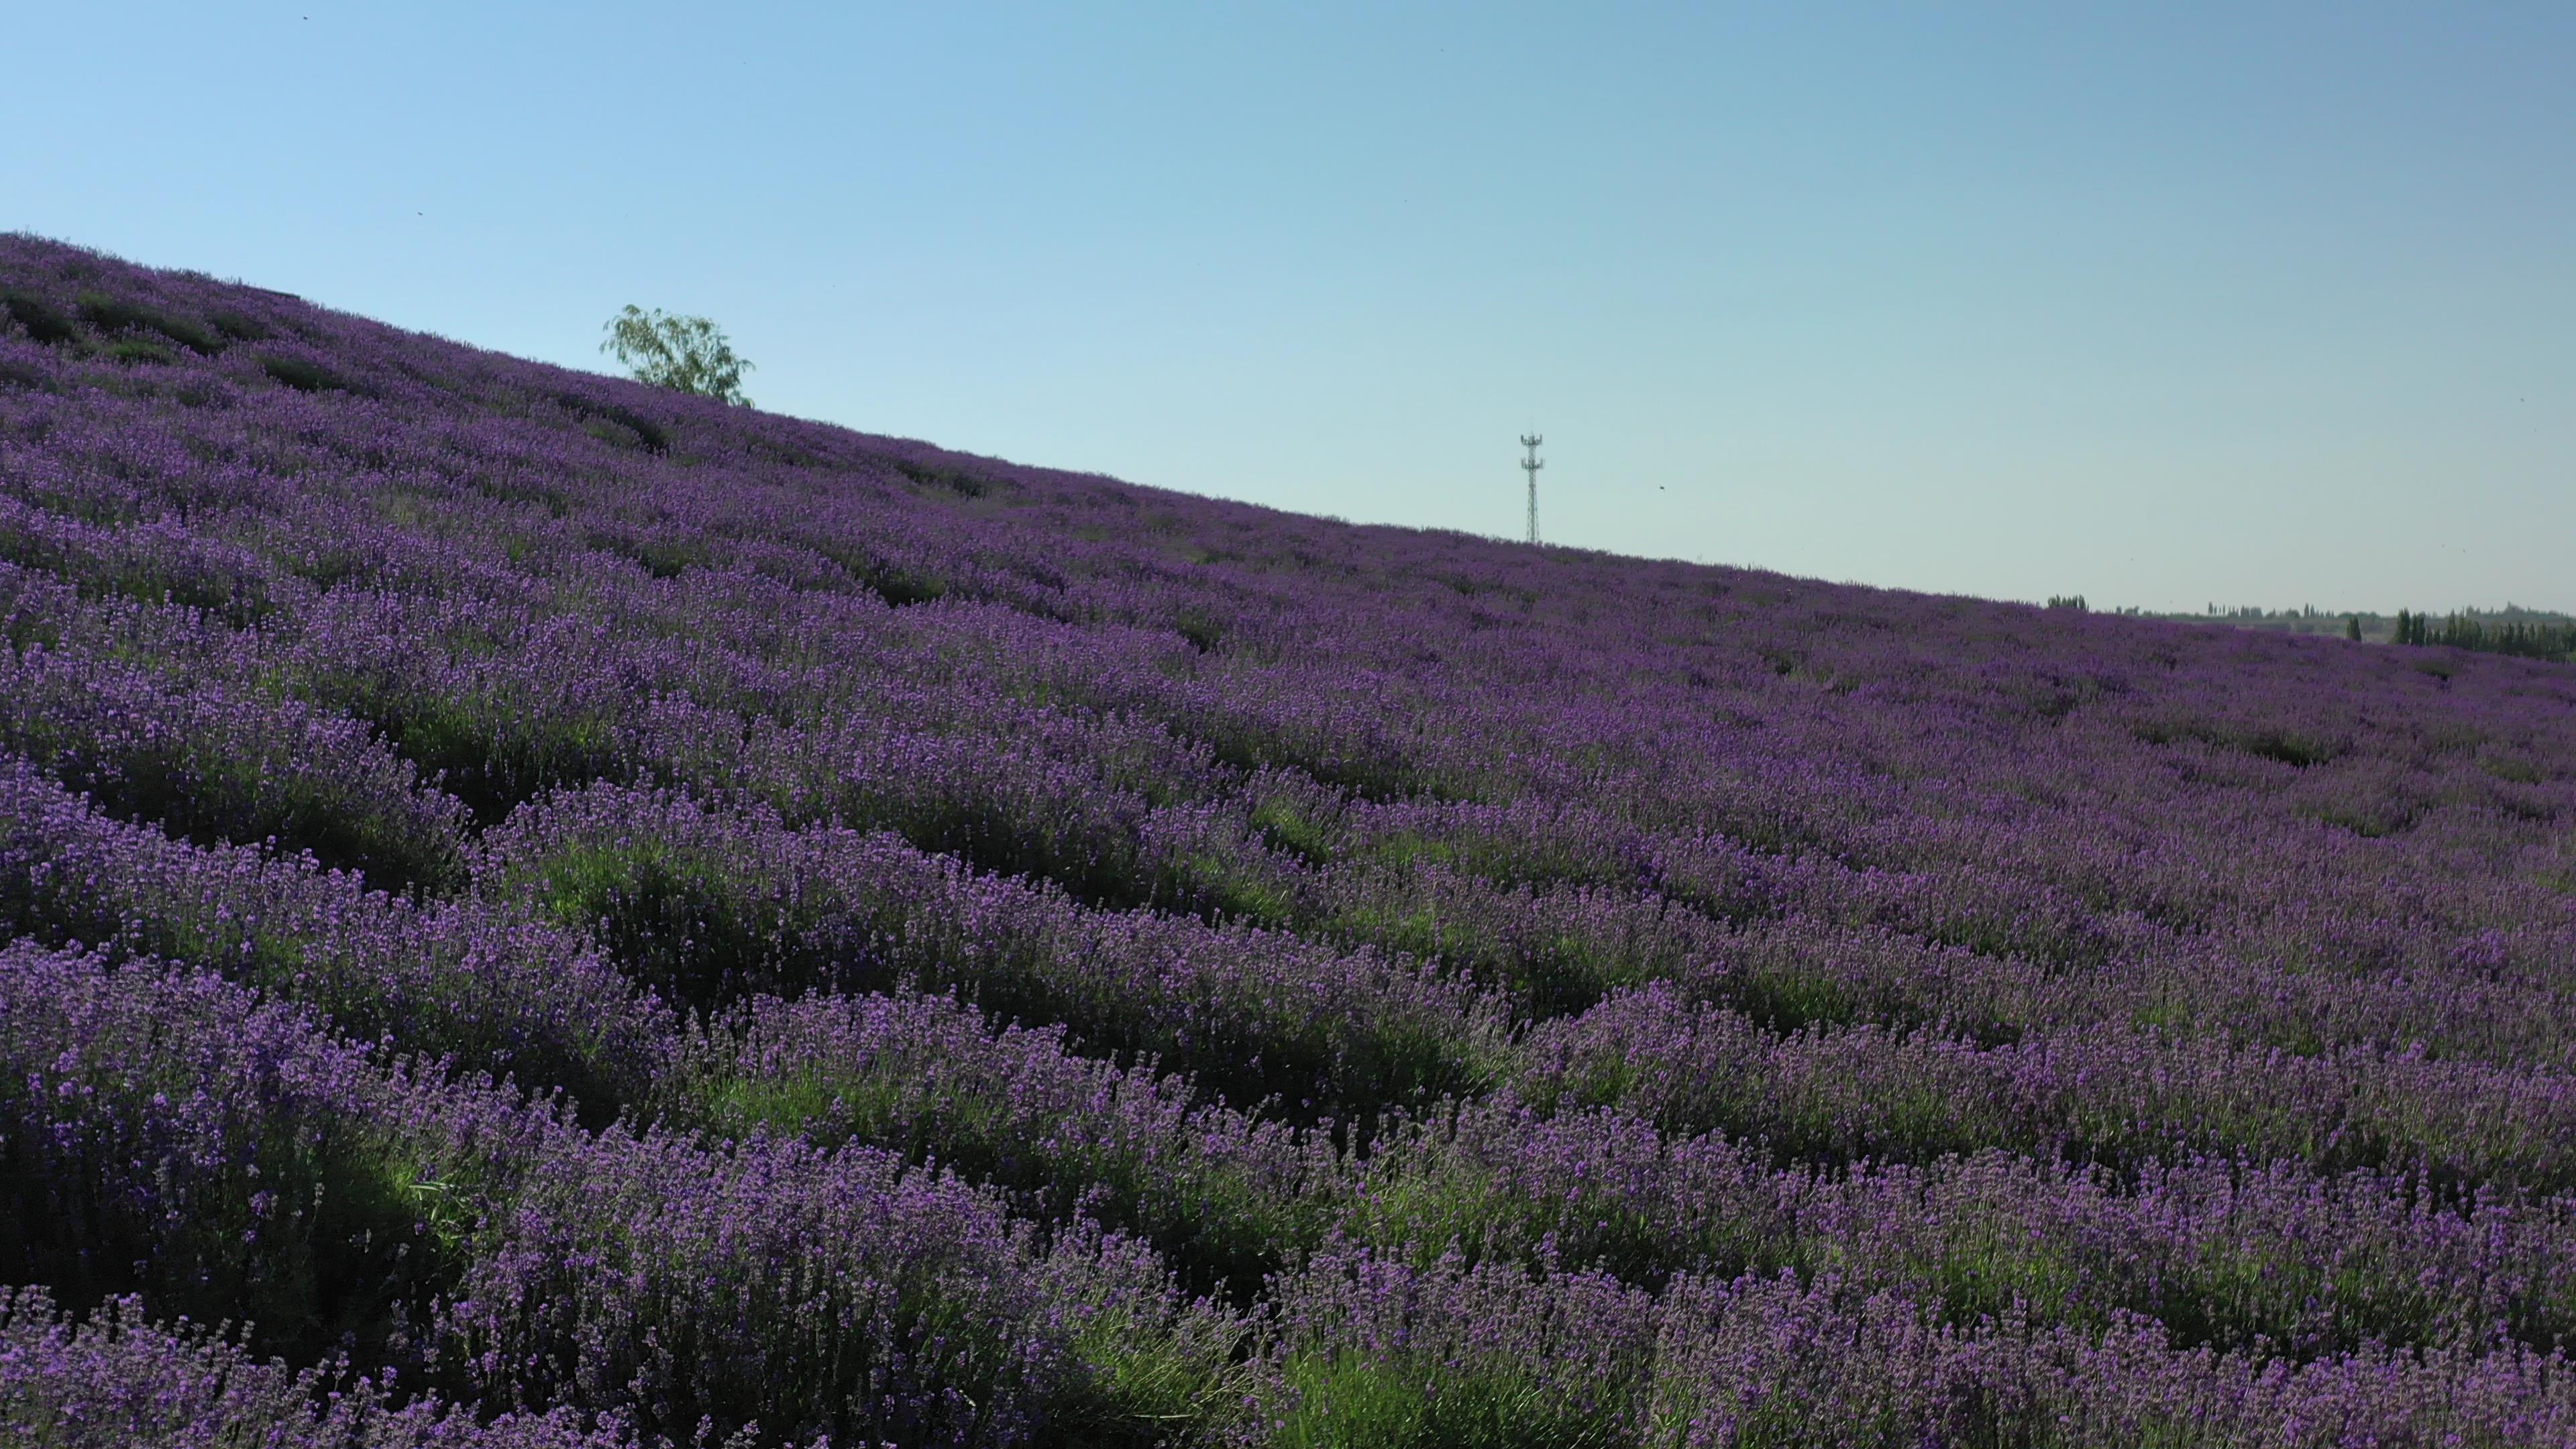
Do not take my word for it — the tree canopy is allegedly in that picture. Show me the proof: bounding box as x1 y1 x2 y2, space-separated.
600 305 754 405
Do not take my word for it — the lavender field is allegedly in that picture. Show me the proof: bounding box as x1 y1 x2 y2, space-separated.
3 235 2575 1446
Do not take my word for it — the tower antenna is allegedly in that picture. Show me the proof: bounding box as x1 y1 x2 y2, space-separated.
1520 433 1544 546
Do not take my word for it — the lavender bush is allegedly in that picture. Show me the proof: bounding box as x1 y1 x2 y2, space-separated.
0 1287 638 1448
6 232 2576 1442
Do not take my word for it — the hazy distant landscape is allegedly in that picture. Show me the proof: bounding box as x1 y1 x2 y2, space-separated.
2106 603 2576 652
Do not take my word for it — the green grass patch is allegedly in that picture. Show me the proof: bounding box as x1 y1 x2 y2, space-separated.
525 842 816 1006
1273 1353 1629 1449
76 292 224 353
1250 794 1342 863
256 352 354 394
0 289 79 345
892 458 996 497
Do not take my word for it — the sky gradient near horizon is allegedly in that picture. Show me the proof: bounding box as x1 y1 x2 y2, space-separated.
7 3 2570 612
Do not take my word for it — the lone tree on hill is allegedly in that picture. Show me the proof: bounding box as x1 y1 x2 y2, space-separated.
600 305 754 405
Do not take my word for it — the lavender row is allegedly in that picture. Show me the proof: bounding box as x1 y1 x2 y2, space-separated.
0 1289 634 1449
662 977 2576 1362
476 771 2576 1205
0 759 665 1112
447 1125 1249 1446
0 941 1251 1447
1220 771 2576 1067
0 459 281 626
1520 982 2576 1193
1263 1248 2576 1447
0 636 469 894
477 765 2576 1203
476 782 1505 1114
0 942 564 1365
663 988 1338 1297
21 1246 2571 1448
1354 1093 2576 1359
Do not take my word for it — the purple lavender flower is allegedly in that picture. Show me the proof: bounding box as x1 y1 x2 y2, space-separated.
7 232 2576 1444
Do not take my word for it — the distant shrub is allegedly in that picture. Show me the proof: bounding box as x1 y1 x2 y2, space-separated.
75 291 225 353
257 352 352 393
553 390 672 453
2046 594 2088 612
0 288 78 345
205 306 272 341
894 458 994 497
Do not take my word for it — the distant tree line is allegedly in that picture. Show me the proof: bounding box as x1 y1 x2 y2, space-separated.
2391 609 2576 661
2125 603 2575 653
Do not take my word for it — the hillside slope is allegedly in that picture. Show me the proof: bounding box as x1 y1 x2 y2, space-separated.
5 235 2576 1446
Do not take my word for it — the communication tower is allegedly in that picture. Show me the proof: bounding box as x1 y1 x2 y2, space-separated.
1520 433 1544 545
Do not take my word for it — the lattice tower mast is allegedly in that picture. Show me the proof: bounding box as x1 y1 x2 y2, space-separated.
1521 433 1544 545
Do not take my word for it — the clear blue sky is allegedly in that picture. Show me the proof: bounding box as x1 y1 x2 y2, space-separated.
8 3 2570 612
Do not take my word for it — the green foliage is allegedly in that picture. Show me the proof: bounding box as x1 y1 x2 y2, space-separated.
256 353 352 394
0 289 79 345
206 307 272 341
553 391 672 453
524 840 813 1007
1050 1263 1259 1446
893 458 994 497
1275 1353 1626 1449
74 292 224 353
103 339 175 365
600 304 754 405
686 1042 1322 1299
2046 594 2088 612
2394 607 2576 662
